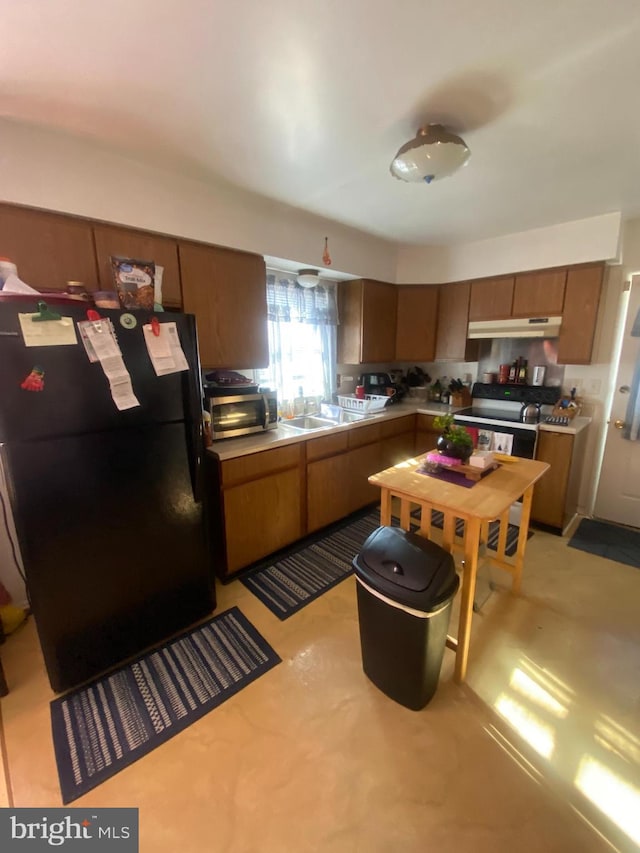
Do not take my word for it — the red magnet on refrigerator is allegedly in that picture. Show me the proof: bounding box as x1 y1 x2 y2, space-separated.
21 366 45 392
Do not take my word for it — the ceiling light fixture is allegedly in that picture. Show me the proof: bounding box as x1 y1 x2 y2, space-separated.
297 268 321 288
390 124 470 184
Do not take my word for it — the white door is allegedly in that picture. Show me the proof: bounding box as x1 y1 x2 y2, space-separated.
594 276 640 527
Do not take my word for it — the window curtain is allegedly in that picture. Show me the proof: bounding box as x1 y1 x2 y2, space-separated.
263 272 338 402
623 306 640 441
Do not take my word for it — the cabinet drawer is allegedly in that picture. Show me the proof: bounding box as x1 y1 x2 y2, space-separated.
348 422 382 449
306 431 349 462
380 415 415 439
221 444 301 487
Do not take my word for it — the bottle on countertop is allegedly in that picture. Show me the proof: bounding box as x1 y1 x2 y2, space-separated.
508 360 518 383
518 359 528 384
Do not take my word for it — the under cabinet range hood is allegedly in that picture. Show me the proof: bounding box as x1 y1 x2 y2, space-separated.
467 316 562 339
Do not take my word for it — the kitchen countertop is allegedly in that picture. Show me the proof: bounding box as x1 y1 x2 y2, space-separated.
207 401 591 461
539 416 591 435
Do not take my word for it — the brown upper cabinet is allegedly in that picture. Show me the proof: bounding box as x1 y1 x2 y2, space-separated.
338 279 397 363
435 281 478 361
0 203 98 291
395 285 438 361
179 241 268 369
93 224 182 307
557 264 604 364
468 276 515 320
512 268 567 317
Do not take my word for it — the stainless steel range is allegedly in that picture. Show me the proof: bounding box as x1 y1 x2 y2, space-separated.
454 382 562 459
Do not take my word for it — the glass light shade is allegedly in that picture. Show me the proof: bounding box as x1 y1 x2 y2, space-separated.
297 269 320 288
390 124 470 183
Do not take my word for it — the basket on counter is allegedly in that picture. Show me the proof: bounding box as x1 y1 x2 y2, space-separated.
551 398 582 420
337 394 389 412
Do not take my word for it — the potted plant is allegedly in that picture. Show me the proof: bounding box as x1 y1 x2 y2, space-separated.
432 414 474 462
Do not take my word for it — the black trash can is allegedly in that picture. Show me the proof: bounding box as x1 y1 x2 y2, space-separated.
353 525 459 710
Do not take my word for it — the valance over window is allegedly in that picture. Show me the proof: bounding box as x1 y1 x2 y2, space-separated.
266 273 338 325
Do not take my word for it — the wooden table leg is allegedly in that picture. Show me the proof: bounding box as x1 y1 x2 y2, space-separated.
399 499 411 531
380 489 392 526
454 515 481 684
442 512 456 553
512 486 533 594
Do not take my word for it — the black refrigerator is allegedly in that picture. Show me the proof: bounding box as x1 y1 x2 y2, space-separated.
0 299 215 692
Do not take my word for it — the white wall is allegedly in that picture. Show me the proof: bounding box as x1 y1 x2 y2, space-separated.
396 212 622 283
0 118 398 283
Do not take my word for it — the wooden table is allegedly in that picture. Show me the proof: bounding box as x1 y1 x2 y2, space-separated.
368 455 549 683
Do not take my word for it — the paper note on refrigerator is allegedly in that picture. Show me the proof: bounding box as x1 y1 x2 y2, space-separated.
18 313 77 347
80 319 140 410
143 322 188 375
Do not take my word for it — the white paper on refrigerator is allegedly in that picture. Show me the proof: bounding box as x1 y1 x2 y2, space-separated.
143 322 189 375
80 319 140 410
19 312 77 347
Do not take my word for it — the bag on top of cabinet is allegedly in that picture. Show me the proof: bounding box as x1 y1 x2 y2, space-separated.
111 256 156 310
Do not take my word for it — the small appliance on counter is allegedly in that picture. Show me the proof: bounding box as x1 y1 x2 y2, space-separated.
359 372 404 404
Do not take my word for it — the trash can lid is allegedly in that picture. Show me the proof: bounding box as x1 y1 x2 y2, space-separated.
353 525 458 612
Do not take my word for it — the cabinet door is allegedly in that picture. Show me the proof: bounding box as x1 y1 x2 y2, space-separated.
512 269 566 317
337 279 397 363
347 442 383 513
307 453 352 532
468 277 514 320
0 203 98 291
379 431 415 470
435 282 477 361
531 431 573 528
94 224 182 307
179 242 268 369
223 468 303 574
361 281 397 362
415 414 439 455
557 265 603 365
395 286 438 361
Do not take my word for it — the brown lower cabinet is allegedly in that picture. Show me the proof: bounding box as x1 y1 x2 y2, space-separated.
210 415 417 579
530 428 587 531
208 444 304 578
415 414 440 455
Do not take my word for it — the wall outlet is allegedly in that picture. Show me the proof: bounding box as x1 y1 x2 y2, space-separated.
586 378 602 395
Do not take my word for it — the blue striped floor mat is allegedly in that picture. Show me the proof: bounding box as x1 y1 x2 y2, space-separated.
51 607 280 803
241 508 387 619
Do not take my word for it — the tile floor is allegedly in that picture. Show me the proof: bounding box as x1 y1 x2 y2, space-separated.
1 520 639 852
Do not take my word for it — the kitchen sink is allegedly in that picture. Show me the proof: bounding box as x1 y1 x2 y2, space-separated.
339 410 374 423
280 415 339 432
280 410 383 432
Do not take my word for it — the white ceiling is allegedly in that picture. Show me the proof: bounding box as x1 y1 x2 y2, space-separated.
2 0 640 246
